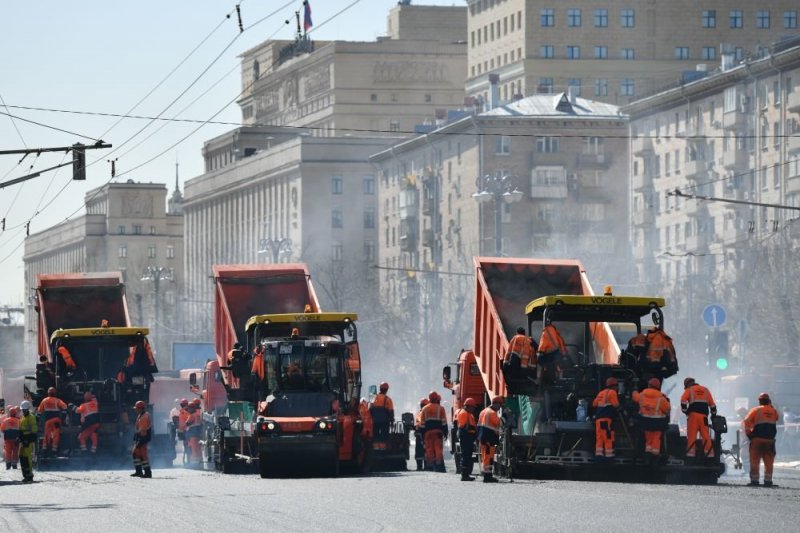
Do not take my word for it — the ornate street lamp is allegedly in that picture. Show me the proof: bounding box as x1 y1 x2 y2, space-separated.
258 237 293 263
472 172 524 256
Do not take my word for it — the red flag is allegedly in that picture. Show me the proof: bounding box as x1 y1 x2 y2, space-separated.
303 1 313 32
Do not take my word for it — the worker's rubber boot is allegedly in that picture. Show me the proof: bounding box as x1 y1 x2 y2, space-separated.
748 480 759 486
5 463 10 470
415 460 423 471
143 467 152 479
483 473 498 483
130 466 143 477
460 471 475 481
424 462 434 472
435 463 446 473
763 481 773 487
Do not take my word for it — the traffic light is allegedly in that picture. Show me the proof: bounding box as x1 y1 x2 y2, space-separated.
72 143 86 180
706 330 729 371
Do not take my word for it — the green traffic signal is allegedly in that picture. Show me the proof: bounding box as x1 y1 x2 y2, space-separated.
715 357 729 371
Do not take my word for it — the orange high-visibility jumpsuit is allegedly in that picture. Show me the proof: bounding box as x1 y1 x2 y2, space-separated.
744 405 779 484
681 384 716 458
369 393 394 450
359 399 373 439
38 396 67 452
593 387 620 458
57 346 77 370
633 388 670 456
132 411 152 474
478 406 501 475
538 324 567 356
1 414 21 467
76 399 100 452
419 402 448 470
506 334 537 369
185 410 202 462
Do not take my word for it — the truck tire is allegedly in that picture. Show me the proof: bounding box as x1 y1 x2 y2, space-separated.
259 452 270 478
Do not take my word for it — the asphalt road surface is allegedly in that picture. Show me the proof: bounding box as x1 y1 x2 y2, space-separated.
2 463 800 532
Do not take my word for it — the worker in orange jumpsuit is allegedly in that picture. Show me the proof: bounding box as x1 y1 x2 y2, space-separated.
592 377 620 459
176 398 190 446
38 386 67 456
456 397 478 481
478 396 503 483
131 400 153 478
632 378 671 465
1 406 21 469
359 397 373 440
504 327 537 375
57 345 77 371
35 354 56 391
537 322 567 383
414 397 429 470
369 382 394 451
419 391 448 472
185 400 203 464
251 344 267 400
680 377 717 459
743 392 779 487
643 325 678 380
75 391 100 453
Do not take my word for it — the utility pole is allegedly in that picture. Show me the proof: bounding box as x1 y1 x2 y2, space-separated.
0 141 112 189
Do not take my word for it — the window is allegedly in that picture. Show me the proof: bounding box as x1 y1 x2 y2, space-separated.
167 245 175 259
363 241 375 263
540 8 554 27
118 245 127 259
363 175 375 195
566 46 581 59
756 10 770 29
331 175 343 194
331 243 343 262
675 47 689 60
364 208 376 229
538 78 554 93
495 136 511 154
702 10 716 28
133 224 142 235
594 46 608 59
621 48 634 60
424 94 432 103
568 78 581 96
536 136 559 153
332 209 343 228
370 93 377 102
735 47 744 61
117 225 126 235
147 245 156 259
149 226 156 235
540 45 554 58
389 120 400 132
620 8 635 28
594 9 608 27
785 11 798 29
621 78 635 96
568 9 581 27
702 47 716 61
730 10 743 28
594 78 608 96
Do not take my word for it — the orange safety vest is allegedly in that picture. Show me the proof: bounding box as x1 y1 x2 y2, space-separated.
76 399 99 426
38 396 67 420
478 407 501 434
178 408 190 431
135 411 152 436
680 384 716 416
419 403 447 432
1 415 21 440
456 409 477 434
592 388 620 419
57 346 77 369
251 352 265 381
506 334 537 368
633 388 670 419
645 328 676 364
538 325 567 356
744 405 779 440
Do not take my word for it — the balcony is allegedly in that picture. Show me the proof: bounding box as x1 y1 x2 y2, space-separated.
685 233 710 251
723 147 748 170
399 232 417 252
723 109 747 131
531 183 568 199
685 199 709 218
632 171 654 193
422 195 435 216
789 133 800 154
422 228 435 248
632 136 654 156
577 152 611 168
786 175 800 194
684 159 709 181
789 89 800 113
632 209 655 226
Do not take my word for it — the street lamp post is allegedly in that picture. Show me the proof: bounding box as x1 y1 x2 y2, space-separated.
258 237 293 263
473 171 524 256
141 266 173 366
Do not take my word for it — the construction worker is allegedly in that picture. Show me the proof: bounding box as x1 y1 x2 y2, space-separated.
168 399 182 447
632 378 671 465
57 345 77 372
75 391 100 453
504 326 537 374
1 406 21 470
456 398 478 481
369 382 394 451
38 386 67 456
419 391 448 472
537 321 567 383
643 323 678 381
592 377 620 459
743 392 779 487
177 398 190 447
413 397 429 471
185 400 203 464
131 400 152 478
477 396 503 483
359 397 373 440
251 344 267 400
19 400 37 483
680 377 717 459
35 354 56 391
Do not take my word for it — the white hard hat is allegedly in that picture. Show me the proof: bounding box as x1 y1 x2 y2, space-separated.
20 400 32 411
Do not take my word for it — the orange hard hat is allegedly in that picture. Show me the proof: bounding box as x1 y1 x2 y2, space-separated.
605 377 618 388
380 382 389 392
193 398 202 406
47 387 57 396
134 400 146 411
648 378 661 389
463 398 477 408
420 397 429 408
758 392 771 404
9 406 19 417
180 398 189 406
83 391 93 401
491 395 504 405
428 390 441 403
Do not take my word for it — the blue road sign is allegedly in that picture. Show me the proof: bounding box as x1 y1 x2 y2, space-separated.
702 304 726 328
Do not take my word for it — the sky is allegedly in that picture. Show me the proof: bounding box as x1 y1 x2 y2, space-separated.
0 0 462 305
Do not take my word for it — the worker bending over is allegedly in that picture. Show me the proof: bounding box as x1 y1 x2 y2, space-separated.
1 406 21 469
744 393 779 487
369 382 394 451
633 378 670 465
131 401 153 478
456 398 478 481
680 377 717 459
38 387 67 456
19 401 37 483
76 391 100 453
593 377 620 459
419 391 448 472
477 396 503 483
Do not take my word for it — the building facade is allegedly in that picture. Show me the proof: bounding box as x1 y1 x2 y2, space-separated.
371 91 629 351
465 0 800 106
623 39 800 367
23 181 184 367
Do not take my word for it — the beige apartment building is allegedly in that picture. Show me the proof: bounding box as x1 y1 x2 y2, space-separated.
23 181 184 367
623 38 800 363
465 0 800 106
237 4 467 137
371 90 629 344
